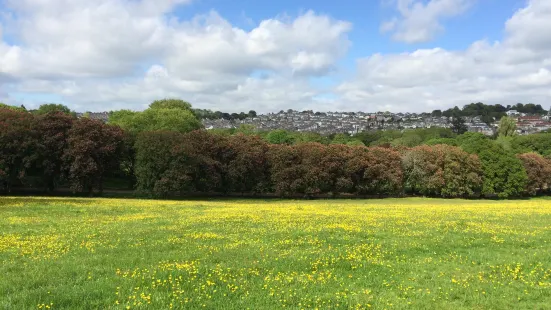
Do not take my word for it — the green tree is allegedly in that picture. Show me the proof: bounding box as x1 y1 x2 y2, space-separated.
511 133 551 156
456 132 492 154
495 135 513 152
391 133 422 147
136 108 202 133
331 133 350 145
498 116 517 137
451 112 468 134
355 131 382 146
149 99 193 111
366 130 402 146
109 108 202 134
234 124 256 135
443 106 461 118
134 131 186 196
431 110 442 117
478 147 527 198
108 110 138 130
265 130 294 145
294 132 330 144
424 138 457 146
346 140 365 146
0 103 26 112
457 132 527 198
33 104 74 116
209 128 234 137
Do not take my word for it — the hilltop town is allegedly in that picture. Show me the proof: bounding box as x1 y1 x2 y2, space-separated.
202 109 551 136
78 107 551 136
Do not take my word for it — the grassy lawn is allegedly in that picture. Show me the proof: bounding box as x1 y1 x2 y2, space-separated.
1 197 551 309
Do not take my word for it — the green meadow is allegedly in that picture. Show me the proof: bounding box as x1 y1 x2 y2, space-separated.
1 197 551 309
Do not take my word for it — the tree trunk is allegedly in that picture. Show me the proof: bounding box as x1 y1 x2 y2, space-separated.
98 176 104 196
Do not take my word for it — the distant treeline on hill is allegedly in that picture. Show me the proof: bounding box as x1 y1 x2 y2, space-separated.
195 102 549 123
198 102 548 121
434 102 548 124
7 100 542 122
2 99 551 199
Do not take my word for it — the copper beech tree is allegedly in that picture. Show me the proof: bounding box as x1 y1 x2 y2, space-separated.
4 104 551 200
0 108 37 192
517 153 551 195
64 118 125 195
402 145 482 198
33 112 74 191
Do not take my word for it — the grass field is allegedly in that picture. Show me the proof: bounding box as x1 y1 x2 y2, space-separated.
1 197 551 309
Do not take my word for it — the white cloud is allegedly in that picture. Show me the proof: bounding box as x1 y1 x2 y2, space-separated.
165 10 350 77
339 0 551 112
516 68 551 87
0 0 351 112
1 0 190 79
381 0 474 43
504 0 551 53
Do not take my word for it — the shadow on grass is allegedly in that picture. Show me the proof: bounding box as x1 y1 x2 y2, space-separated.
1 187 543 202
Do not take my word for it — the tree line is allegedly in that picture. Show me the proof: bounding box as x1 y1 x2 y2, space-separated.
2 100 551 198
432 102 548 125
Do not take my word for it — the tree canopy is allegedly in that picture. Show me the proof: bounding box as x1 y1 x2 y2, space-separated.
451 112 468 135
149 99 193 111
0 103 26 112
109 101 202 134
33 104 75 116
498 116 517 137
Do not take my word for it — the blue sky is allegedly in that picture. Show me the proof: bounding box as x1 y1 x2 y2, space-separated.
180 0 518 51
0 0 550 113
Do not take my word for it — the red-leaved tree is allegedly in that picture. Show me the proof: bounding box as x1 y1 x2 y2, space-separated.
345 146 403 195
517 152 551 195
225 134 270 194
267 144 303 196
64 118 125 194
0 108 37 192
402 145 482 197
33 112 75 191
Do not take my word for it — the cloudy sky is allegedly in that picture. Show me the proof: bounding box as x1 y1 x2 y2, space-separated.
0 0 550 113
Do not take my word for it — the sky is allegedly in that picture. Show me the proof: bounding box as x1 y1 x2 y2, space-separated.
0 0 550 113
